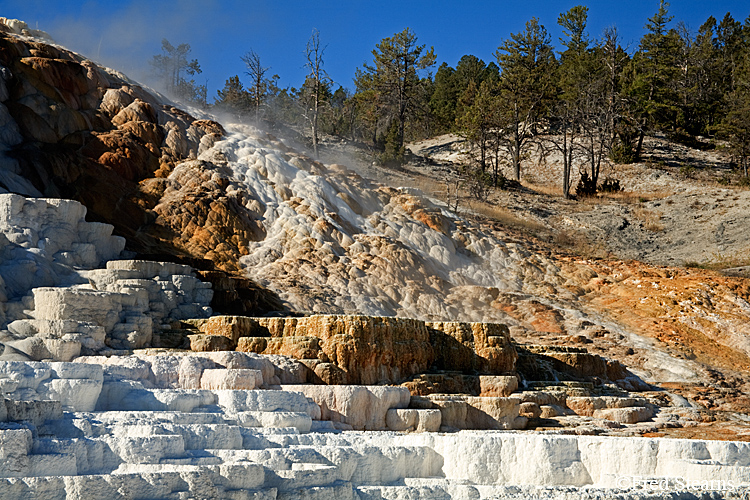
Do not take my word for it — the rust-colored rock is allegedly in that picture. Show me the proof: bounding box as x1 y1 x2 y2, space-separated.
565 396 646 417
184 316 260 344
517 345 609 381
479 375 519 397
236 337 269 353
411 394 526 430
247 315 435 385
519 401 542 419
402 373 480 396
426 321 517 374
594 407 653 424
0 30 274 294
233 315 520 385
188 334 234 352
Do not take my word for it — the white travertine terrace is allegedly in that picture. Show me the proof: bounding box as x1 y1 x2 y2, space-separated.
0 354 748 499
0 194 213 358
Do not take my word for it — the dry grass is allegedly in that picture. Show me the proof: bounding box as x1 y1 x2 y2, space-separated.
631 207 665 232
467 200 548 234
409 176 452 199
466 200 613 259
587 190 674 205
684 249 750 270
521 181 564 197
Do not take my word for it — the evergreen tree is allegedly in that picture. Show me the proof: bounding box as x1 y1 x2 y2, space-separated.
325 86 356 138
495 18 557 181
454 55 499 89
354 28 436 165
623 0 681 159
550 5 591 198
578 27 628 180
150 39 206 107
716 13 744 93
429 62 458 134
678 17 722 134
214 76 252 120
718 53 750 177
456 79 503 191
429 55 499 135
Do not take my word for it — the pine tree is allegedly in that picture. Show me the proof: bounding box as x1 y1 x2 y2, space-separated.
214 76 252 120
623 0 681 159
717 13 744 93
454 55 499 89
495 18 557 181
678 17 722 134
429 55 499 135
150 39 205 107
551 5 591 198
718 53 750 177
456 79 503 190
354 28 435 165
429 62 458 134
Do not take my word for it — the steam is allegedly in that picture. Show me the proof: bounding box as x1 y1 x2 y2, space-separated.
13 0 247 93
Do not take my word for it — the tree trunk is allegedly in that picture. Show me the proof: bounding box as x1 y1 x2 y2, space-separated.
312 82 319 158
560 122 575 199
512 126 522 181
635 129 645 162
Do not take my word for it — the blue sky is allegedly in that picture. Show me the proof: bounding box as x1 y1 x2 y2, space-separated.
1 1 748 98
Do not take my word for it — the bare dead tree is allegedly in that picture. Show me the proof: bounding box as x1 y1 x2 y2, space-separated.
241 50 270 123
304 29 331 158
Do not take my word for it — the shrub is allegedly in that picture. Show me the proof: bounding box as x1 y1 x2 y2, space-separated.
379 120 405 167
609 142 637 164
575 172 597 197
599 177 622 193
493 172 507 190
679 164 696 178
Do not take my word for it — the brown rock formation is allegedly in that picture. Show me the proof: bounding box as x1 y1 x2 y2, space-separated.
237 315 435 385
426 321 517 374
198 314 524 386
410 394 526 430
0 29 282 314
185 316 260 344
187 334 234 352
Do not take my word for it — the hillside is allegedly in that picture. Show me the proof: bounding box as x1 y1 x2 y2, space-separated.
0 12 749 433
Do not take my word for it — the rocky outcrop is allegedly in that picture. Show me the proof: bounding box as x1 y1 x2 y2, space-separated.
386 408 442 432
0 193 124 301
2 258 213 357
426 321 517 374
185 314 654 393
232 315 437 385
280 384 411 431
220 315 520 384
566 396 655 424
411 394 527 431
0 25 279 313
